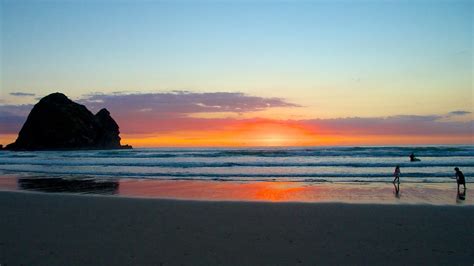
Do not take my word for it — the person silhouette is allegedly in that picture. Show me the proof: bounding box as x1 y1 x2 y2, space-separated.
454 167 466 191
409 153 420 162
393 165 400 184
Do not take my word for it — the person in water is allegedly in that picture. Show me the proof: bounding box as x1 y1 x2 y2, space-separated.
454 167 466 191
393 165 401 183
409 153 418 162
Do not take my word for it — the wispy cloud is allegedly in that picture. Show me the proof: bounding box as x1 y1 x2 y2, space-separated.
0 104 33 134
9 92 36 97
79 91 300 117
1 91 300 134
447 110 471 116
300 115 473 136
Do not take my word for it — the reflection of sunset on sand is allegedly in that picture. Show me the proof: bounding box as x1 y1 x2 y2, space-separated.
0 175 470 205
0 177 17 191
253 183 308 201
111 180 473 205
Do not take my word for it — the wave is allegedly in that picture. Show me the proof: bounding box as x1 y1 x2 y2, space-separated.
0 169 468 184
19 146 468 158
0 161 472 168
0 154 38 158
1 146 471 184
0 167 468 178
56 152 473 158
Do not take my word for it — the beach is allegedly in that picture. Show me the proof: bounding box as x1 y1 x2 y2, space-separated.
1 191 473 266
0 146 472 265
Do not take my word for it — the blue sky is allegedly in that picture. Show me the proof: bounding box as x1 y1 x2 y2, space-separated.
2 1 471 103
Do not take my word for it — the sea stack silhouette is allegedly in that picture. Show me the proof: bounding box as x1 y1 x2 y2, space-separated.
6 92 132 150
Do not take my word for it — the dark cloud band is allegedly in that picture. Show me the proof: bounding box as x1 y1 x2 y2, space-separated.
9 92 36 97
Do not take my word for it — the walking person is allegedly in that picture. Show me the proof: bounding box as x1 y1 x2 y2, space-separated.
393 165 400 184
454 167 466 191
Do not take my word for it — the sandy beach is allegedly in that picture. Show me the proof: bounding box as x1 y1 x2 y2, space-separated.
1 191 473 266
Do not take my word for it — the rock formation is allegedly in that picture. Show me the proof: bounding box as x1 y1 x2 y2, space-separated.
6 92 131 150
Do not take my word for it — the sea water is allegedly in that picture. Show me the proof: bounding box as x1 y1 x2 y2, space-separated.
0 146 472 184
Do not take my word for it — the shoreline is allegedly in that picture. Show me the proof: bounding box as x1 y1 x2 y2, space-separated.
1 191 473 265
0 175 471 205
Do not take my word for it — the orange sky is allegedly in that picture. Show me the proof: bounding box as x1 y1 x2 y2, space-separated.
0 92 472 148
1 112 472 147
118 119 472 147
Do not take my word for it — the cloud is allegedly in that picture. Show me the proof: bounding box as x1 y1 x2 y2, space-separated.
9 92 36 97
0 104 33 134
447 110 471 116
300 115 473 136
1 91 300 134
0 91 472 143
79 91 300 117
75 91 301 134
94 108 473 136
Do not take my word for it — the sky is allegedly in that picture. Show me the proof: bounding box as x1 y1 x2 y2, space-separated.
0 0 472 147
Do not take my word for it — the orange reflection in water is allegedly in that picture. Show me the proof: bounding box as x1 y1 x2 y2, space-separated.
253 183 310 201
118 180 323 202
116 180 473 205
0 177 18 191
0 176 470 205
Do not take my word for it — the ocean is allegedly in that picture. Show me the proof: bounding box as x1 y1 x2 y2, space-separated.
0 146 472 184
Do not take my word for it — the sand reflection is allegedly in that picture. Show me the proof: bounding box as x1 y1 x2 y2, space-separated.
117 179 473 205
18 177 119 194
117 180 317 202
0 175 470 205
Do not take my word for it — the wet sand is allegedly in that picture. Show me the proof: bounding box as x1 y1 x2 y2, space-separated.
0 191 473 266
0 175 472 205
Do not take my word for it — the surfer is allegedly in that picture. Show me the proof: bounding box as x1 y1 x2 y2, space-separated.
409 153 419 162
393 165 400 184
454 167 466 191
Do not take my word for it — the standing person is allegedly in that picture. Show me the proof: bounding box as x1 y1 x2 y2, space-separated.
454 167 466 191
393 165 401 183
